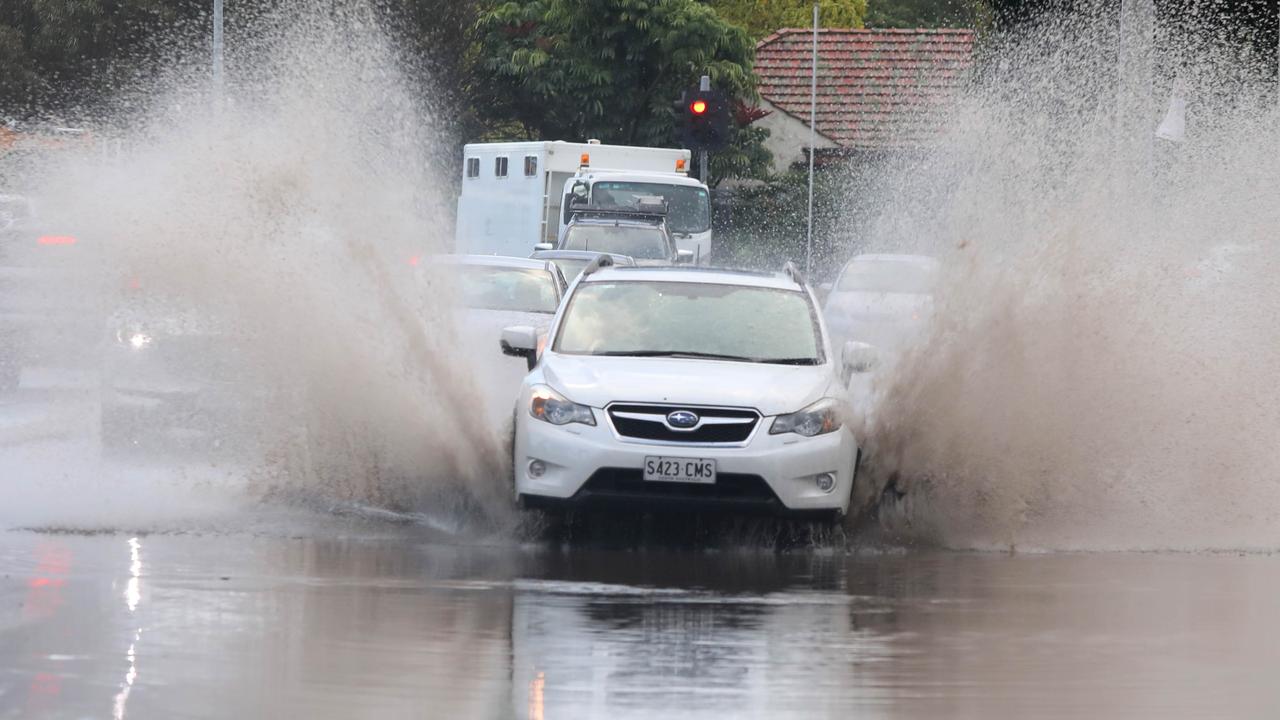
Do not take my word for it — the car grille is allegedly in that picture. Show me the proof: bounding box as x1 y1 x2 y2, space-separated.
606 403 759 444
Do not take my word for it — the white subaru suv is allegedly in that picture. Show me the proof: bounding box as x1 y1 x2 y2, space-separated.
500 259 868 520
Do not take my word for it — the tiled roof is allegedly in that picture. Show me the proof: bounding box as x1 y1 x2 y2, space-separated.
755 28 974 149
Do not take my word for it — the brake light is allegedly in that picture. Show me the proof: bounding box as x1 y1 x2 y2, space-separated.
37 235 76 246
408 255 421 267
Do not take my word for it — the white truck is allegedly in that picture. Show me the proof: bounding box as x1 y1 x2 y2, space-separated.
454 140 713 263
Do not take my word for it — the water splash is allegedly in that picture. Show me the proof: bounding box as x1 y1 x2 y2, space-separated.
2 1 513 532
851 7 1280 551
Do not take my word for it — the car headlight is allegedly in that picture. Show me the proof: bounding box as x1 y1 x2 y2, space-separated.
769 398 843 437
529 384 596 426
115 328 153 351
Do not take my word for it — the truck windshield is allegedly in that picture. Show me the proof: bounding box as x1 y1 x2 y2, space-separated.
562 225 669 260
591 182 710 234
555 281 822 364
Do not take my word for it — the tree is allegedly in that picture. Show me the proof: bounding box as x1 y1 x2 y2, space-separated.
380 0 496 142
0 0 206 119
475 0 758 150
865 0 988 28
707 0 866 39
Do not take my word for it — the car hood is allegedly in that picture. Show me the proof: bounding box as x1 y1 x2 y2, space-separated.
541 354 837 416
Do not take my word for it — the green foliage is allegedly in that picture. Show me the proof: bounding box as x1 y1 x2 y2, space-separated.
713 164 859 272
0 0 201 117
865 0 988 28
476 0 758 151
708 123 771 186
707 0 866 39
381 0 496 143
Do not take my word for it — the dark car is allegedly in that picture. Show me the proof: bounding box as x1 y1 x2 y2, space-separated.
537 204 692 266
98 289 265 456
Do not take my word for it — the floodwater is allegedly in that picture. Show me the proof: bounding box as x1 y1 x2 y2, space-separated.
3 522 1278 719
6 4 1280 717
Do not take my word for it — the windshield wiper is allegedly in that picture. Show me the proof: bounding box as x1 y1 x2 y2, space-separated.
592 350 758 362
759 357 820 365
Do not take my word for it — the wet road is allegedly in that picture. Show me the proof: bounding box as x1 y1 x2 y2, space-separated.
2 522 1278 719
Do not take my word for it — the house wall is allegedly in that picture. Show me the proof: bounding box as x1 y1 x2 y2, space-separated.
756 98 838 175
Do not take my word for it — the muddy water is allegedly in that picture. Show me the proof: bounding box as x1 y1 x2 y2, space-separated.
1 527 1276 719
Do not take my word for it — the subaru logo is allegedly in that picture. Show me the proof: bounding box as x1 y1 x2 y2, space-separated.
667 410 700 429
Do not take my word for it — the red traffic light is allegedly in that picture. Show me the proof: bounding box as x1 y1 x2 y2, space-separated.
690 99 708 115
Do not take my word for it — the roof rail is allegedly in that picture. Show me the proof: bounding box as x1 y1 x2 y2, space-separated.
782 261 805 285
569 202 668 221
581 253 616 278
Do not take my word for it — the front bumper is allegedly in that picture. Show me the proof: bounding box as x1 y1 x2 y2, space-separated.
514 408 858 515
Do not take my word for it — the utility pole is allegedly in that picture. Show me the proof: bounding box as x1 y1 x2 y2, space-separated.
805 2 818 277
1117 0 1156 229
1118 0 1155 171
213 0 225 106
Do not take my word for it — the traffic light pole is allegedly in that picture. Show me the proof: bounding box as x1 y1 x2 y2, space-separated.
674 75 728 183
698 75 711 183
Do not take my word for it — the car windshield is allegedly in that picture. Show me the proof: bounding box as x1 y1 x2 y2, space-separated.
454 265 559 313
837 259 938 294
562 225 668 260
591 181 710 234
555 281 822 364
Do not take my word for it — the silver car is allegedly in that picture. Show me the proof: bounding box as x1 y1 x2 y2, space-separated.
822 253 939 353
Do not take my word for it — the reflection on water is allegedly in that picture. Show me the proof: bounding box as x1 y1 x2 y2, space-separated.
113 537 142 719
1 531 1279 719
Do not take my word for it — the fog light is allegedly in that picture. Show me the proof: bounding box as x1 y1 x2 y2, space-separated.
815 472 836 494
527 459 547 479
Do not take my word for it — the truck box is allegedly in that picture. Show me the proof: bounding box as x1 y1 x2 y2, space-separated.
455 141 705 259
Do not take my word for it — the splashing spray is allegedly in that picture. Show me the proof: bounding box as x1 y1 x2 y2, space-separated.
1 0 514 532
852 7 1280 551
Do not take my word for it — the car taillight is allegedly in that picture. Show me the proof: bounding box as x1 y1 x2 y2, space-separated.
37 235 76 246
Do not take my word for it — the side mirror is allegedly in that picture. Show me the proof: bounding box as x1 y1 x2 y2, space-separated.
816 282 834 306
501 325 540 371
842 340 879 381
533 243 554 252
675 249 695 264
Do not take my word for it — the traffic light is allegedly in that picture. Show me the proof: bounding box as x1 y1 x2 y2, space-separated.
673 86 731 152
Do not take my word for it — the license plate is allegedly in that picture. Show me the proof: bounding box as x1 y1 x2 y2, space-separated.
643 456 716 484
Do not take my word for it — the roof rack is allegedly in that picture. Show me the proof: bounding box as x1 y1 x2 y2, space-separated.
581 253 616 278
568 201 668 222
782 261 805 285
